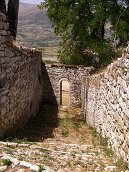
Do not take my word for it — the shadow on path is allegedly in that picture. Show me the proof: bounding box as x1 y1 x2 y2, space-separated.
5 105 58 142
3 62 59 142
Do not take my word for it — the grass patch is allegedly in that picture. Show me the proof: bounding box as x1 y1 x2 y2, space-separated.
38 165 45 172
5 137 32 144
61 129 69 137
115 159 128 171
92 129 98 138
2 159 12 166
6 145 16 149
3 147 13 154
92 129 114 158
41 148 50 154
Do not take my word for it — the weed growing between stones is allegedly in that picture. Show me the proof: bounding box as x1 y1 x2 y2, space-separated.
38 165 44 172
3 147 13 154
2 159 12 166
18 155 25 161
92 129 114 157
40 148 50 154
61 129 69 137
115 159 128 171
4 137 32 144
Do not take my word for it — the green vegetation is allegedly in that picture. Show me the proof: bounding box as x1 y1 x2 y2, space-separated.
39 0 129 67
38 165 45 172
4 137 32 144
2 159 12 166
40 148 50 154
92 129 114 157
4 147 13 154
115 159 128 171
61 128 69 137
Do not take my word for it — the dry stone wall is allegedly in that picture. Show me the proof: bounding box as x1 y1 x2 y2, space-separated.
82 50 129 164
43 64 93 107
0 12 43 138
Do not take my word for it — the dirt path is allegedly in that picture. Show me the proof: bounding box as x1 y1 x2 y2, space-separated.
0 106 128 172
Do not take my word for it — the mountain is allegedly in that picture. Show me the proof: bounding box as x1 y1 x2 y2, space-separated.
18 2 50 25
17 2 59 50
19 2 38 15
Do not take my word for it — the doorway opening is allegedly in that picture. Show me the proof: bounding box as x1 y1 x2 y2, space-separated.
60 79 70 106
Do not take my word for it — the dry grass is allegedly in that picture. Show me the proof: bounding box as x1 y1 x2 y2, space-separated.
56 106 93 145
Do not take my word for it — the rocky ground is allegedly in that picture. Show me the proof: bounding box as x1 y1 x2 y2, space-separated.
0 106 128 172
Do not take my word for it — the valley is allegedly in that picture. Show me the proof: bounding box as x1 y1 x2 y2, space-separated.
17 2 60 62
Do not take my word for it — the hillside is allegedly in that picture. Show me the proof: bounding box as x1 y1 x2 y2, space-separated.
19 2 37 15
18 2 51 25
17 2 59 61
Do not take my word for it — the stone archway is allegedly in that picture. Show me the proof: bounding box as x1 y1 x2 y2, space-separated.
59 78 70 106
44 64 91 107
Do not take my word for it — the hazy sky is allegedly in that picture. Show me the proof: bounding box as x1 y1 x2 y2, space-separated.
20 0 43 4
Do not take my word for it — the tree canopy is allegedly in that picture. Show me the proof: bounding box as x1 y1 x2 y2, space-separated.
39 0 129 67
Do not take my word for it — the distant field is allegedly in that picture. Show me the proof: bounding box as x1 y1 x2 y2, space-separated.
17 24 58 47
17 23 60 62
42 46 60 62
17 2 60 62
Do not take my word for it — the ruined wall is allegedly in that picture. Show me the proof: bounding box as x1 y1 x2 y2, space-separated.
82 51 129 164
43 64 92 107
0 12 43 138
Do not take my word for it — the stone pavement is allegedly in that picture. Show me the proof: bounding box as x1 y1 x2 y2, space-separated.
0 106 128 172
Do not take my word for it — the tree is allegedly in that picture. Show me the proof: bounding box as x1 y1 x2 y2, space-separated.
109 0 129 47
39 0 129 67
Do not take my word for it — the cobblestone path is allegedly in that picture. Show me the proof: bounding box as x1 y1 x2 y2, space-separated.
0 106 128 172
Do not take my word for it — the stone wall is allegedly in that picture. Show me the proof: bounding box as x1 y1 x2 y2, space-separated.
43 64 92 107
82 51 129 164
0 12 43 138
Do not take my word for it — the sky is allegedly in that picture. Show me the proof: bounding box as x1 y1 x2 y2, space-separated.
20 0 43 4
